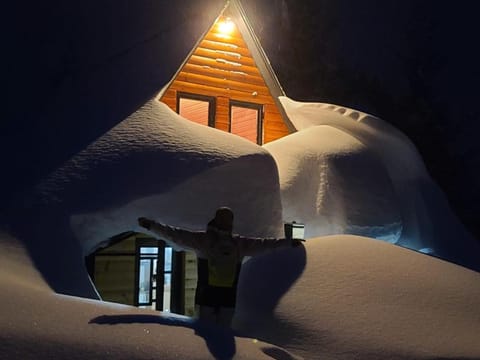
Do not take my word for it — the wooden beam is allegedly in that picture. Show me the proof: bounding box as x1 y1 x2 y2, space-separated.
177 72 271 96
170 80 276 105
188 55 261 77
204 32 247 49
193 47 256 68
200 39 252 57
182 63 265 86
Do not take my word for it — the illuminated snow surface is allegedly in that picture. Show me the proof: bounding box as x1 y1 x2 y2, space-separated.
0 233 295 360
270 97 480 269
235 235 480 360
2 98 480 359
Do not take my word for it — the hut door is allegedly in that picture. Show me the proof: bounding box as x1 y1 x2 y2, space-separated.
230 101 263 144
136 243 175 312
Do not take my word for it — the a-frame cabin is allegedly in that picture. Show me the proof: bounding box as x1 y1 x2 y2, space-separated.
88 1 296 316
159 0 294 144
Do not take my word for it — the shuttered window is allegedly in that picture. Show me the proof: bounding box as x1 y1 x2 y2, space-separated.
230 101 263 144
177 93 215 127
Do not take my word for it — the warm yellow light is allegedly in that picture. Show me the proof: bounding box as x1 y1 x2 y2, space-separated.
218 18 235 34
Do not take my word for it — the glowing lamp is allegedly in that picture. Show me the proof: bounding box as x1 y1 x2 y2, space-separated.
284 221 305 241
218 18 235 34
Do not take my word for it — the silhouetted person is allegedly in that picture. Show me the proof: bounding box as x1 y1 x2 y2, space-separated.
138 207 300 326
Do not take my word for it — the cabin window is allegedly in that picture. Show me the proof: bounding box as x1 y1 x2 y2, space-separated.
177 93 216 127
230 100 263 144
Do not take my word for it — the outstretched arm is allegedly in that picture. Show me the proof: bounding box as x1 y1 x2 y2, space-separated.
138 217 205 251
236 234 302 257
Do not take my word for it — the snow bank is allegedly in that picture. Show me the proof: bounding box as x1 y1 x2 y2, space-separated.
8 94 479 299
11 99 283 297
2 229 479 359
266 97 480 270
265 124 402 242
3 92 480 358
0 231 295 360
234 235 480 359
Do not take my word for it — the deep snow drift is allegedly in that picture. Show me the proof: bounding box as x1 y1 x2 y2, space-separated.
269 97 480 270
3 96 480 359
2 230 480 359
235 235 480 359
11 99 283 297
0 232 295 360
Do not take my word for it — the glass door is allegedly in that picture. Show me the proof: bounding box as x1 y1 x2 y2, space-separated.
137 246 159 309
162 247 173 312
136 244 173 311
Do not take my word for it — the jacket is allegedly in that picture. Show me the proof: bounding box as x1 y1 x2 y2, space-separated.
148 221 291 307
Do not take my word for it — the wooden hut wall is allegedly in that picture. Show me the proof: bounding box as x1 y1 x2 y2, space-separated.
160 16 290 144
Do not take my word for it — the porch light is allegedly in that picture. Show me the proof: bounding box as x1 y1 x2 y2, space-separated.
218 18 235 34
284 221 305 241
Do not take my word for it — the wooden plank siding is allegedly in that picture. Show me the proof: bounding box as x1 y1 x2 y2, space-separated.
159 14 290 144
182 63 265 86
216 96 230 132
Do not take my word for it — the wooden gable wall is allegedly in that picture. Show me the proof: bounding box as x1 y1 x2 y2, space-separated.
159 14 290 144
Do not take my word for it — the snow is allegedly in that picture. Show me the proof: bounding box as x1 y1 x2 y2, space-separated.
44 98 283 252
10 99 282 297
2 96 480 359
0 231 292 360
268 97 480 271
235 235 480 359
265 123 403 242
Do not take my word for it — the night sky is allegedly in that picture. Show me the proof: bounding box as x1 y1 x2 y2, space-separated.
244 0 480 240
3 0 479 240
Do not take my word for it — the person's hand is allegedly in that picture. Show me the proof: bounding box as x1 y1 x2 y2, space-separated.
138 217 153 230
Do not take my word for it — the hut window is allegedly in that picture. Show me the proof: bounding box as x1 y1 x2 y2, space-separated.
177 93 215 127
230 101 263 144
